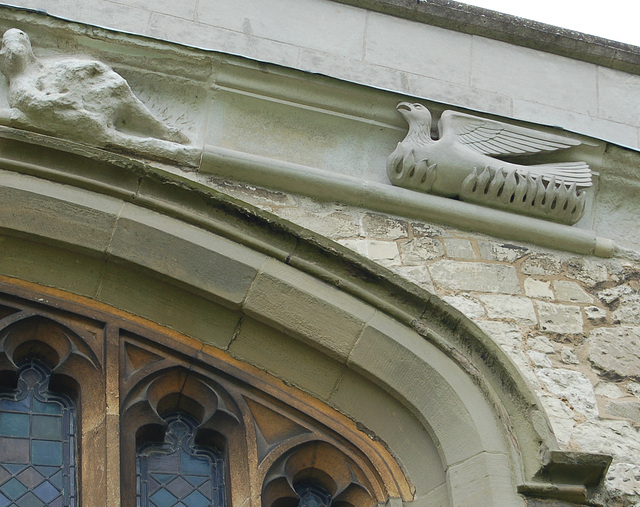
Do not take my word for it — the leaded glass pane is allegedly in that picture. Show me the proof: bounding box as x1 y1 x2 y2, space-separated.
0 360 77 507
137 413 226 507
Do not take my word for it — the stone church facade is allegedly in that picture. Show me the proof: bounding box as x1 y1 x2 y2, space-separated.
0 1 639 505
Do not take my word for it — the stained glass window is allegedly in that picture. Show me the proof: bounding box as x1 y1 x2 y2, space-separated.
136 412 226 507
0 360 77 507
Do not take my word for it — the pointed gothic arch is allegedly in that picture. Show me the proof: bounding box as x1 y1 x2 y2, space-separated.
0 124 613 505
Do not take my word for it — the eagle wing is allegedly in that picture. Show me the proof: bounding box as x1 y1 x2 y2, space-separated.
438 110 582 157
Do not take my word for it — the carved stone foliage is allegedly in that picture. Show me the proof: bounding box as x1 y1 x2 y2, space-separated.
0 283 411 506
0 28 197 166
387 103 592 224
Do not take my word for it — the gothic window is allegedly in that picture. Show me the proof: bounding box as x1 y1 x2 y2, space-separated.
136 412 226 507
0 360 77 507
0 286 411 506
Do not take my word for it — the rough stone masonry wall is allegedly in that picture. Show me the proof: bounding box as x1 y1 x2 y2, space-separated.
208 177 640 505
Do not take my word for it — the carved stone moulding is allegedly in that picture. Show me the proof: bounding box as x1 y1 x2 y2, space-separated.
0 26 201 168
387 102 594 225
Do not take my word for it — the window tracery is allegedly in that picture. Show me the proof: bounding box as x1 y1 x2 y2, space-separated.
136 412 226 507
0 284 411 506
0 360 77 507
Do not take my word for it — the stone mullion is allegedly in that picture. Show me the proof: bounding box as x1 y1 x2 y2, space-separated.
105 323 121 506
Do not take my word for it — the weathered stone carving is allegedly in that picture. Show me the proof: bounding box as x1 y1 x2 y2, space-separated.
387 102 592 224
0 28 195 164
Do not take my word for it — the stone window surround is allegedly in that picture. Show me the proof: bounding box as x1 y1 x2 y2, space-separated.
0 283 410 506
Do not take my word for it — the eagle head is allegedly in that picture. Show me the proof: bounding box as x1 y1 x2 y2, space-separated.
396 102 433 145
397 102 432 129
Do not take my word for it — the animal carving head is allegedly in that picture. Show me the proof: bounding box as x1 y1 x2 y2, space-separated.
396 102 432 130
0 28 38 80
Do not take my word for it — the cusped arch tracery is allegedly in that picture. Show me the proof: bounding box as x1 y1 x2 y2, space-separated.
118 329 413 507
0 313 102 403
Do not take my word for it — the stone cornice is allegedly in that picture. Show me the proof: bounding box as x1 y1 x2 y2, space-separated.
331 0 640 75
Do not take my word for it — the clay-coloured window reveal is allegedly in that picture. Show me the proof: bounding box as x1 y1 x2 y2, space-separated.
0 285 411 506
0 360 77 507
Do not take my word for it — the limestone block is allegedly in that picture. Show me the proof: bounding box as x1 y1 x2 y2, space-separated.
477 321 538 386
524 279 554 300
604 462 640 502
410 222 445 238
442 294 486 319
527 336 556 354
528 351 552 368
585 305 607 324
281 208 359 241
613 294 640 325
521 253 563 276
447 452 525 506
329 370 445 495
360 213 407 240
149 12 301 69
629 382 640 398
392 266 436 293
228 317 344 401
536 301 583 334
572 420 640 463
536 368 598 418
398 238 445 265
564 257 610 286
402 70 513 119
365 12 471 86
553 280 594 304
606 400 640 424
196 0 367 58
597 285 634 305
589 327 640 378
538 394 575 447
429 260 521 294
478 294 537 325
99 263 241 348
560 346 580 365
108 204 265 308
336 238 365 257
24 0 153 36
0 235 105 299
478 241 529 262
594 382 625 399
443 238 475 259
512 98 640 150
471 36 598 115
129 0 197 19
363 240 400 262
598 66 640 126
243 260 375 361
0 173 121 254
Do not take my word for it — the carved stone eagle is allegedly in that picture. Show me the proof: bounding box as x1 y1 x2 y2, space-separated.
387 102 592 224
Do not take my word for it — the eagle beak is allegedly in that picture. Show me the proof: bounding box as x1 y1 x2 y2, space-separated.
396 102 412 112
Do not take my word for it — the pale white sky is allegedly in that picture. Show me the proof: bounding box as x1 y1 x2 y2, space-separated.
461 0 640 47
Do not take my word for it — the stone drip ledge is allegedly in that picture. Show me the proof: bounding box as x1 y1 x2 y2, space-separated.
201 145 616 259
0 125 618 259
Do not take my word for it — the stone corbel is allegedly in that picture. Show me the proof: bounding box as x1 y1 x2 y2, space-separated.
518 451 613 505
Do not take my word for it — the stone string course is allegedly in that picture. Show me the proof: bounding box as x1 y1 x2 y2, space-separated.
209 177 640 505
